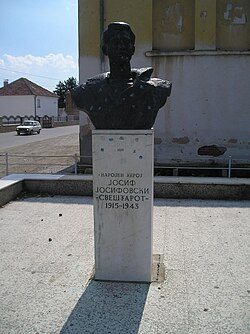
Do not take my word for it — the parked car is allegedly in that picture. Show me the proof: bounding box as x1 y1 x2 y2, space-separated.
16 120 42 135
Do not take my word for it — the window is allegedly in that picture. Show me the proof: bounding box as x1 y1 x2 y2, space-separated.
37 98 41 108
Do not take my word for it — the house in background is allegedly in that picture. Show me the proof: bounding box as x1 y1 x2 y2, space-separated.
0 78 58 118
78 0 250 169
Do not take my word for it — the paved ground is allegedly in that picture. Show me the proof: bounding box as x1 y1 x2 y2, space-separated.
0 195 249 334
0 130 79 177
0 125 79 150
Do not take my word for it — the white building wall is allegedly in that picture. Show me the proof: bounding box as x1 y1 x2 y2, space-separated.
152 54 250 165
36 96 58 117
0 95 35 117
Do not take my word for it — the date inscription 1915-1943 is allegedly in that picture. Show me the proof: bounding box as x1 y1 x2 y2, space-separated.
95 170 150 210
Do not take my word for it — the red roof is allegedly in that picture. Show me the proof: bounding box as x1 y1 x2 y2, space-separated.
0 78 58 98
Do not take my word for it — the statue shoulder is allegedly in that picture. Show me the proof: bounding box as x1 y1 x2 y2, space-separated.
71 83 89 110
148 78 172 97
132 67 172 97
86 72 109 86
71 72 109 109
133 74 172 109
132 67 154 81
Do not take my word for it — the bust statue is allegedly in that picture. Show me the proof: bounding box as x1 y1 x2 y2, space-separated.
71 22 172 130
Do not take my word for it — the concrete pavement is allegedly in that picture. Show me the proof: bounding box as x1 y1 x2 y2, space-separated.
0 194 249 333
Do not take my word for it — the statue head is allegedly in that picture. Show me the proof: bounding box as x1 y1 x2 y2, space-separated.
102 22 135 64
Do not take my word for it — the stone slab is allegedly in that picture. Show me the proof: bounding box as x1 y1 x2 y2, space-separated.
92 130 154 282
0 179 23 206
1 174 250 200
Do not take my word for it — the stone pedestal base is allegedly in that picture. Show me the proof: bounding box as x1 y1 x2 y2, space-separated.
92 130 153 282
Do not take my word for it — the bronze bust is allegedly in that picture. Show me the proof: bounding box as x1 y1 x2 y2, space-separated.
72 22 172 130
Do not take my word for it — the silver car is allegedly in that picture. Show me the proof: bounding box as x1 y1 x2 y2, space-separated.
16 120 42 135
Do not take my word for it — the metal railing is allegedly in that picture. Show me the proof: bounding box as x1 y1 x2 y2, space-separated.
1 153 250 179
153 157 250 178
53 115 79 122
0 153 80 177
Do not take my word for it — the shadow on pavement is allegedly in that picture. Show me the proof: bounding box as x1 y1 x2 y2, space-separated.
60 280 149 334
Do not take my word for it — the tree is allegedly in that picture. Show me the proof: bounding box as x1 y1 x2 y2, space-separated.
54 77 78 108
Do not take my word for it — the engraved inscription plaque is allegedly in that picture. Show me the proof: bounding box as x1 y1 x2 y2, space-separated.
92 129 153 282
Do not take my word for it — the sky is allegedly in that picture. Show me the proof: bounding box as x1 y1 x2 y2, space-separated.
0 0 78 92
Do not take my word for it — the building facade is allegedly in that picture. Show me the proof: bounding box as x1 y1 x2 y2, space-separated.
78 0 250 167
0 78 58 119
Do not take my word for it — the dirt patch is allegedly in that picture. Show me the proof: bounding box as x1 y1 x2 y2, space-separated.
172 136 190 144
198 145 227 157
0 133 79 177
